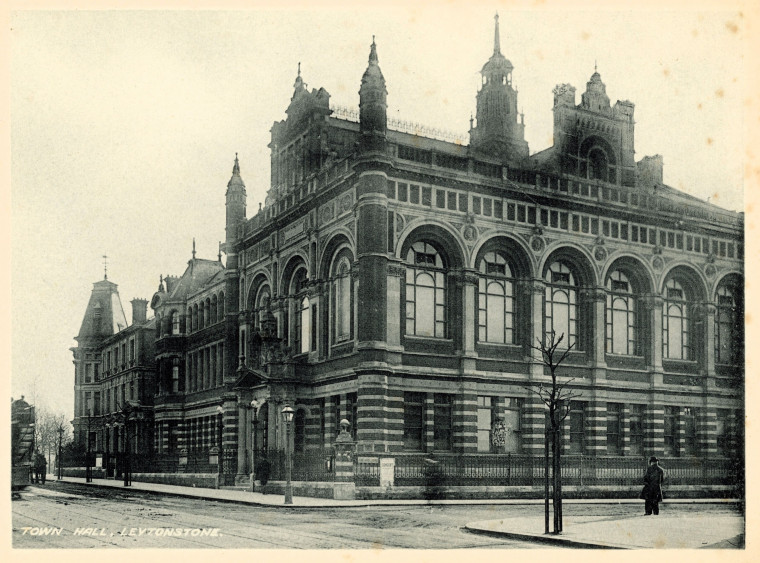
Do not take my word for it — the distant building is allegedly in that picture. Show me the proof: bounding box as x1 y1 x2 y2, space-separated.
72 16 743 489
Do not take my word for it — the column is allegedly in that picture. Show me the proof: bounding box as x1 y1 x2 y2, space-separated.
703 303 717 378
645 295 664 382
424 393 435 453
460 270 478 358
521 395 546 456
386 263 404 350
644 403 664 458
583 287 607 378
455 382 478 454
522 279 545 380
237 399 249 476
699 405 718 457
620 404 631 456
357 370 392 453
221 395 238 482
325 395 338 444
675 408 687 457
585 400 607 456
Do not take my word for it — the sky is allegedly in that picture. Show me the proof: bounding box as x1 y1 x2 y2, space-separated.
8 2 752 420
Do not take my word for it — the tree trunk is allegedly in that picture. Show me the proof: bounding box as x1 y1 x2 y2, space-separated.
544 431 549 534
553 429 560 534
557 431 563 533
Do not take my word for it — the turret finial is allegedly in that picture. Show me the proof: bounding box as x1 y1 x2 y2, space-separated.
494 12 501 55
192 238 196 259
297 61 301 77
369 36 378 64
218 241 222 262
595 59 598 73
233 152 240 174
102 254 108 280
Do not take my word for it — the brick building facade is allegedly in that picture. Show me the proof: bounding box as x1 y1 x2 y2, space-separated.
72 17 743 490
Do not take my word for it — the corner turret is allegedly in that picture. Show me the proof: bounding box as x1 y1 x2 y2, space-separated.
358 36 388 153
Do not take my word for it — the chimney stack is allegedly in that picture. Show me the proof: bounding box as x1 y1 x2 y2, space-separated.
131 298 148 325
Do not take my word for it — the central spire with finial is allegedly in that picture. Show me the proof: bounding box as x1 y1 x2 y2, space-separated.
103 254 108 280
494 12 501 55
192 238 196 259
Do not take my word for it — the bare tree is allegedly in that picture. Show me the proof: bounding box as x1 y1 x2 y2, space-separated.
525 332 582 535
34 407 72 469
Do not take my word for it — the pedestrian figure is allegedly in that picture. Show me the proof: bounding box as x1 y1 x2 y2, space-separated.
640 456 665 515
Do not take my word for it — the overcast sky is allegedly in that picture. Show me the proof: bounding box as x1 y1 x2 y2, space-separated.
9 3 749 419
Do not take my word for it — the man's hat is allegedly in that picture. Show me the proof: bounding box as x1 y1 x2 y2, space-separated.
649 456 659 463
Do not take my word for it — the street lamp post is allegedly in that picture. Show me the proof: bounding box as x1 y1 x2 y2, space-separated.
251 400 260 493
122 405 132 487
57 425 64 481
216 405 224 484
282 405 294 505
85 414 92 483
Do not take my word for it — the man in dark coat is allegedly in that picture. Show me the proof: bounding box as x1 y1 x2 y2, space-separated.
641 456 665 515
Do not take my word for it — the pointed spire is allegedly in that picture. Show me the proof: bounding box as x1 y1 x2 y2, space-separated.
494 13 501 55
102 254 108 280
233 152 240 174
218 241 222 262
293 62 304 91
192 238 196 259
159 274 164 292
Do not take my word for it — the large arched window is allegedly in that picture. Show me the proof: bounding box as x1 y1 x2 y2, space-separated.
663 279 690 360
290 268 310 354
405 241 447 338
332 256 353 342
605 270 638 355
477 251 514 344
254 284 271 330
588 148 609 181
544 261 578 348
715 280 742 365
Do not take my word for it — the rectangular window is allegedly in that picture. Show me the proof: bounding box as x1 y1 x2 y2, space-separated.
560 212 568 230
683 407 697 456
572 215 580 232
569 402 586 455
517 205 526 223
347 392 358 440
540 209 548 226
409 184 419 204
694 237 701 253
403 392 425 451
433 394 453 451
603 220 610 237
477 396 493 452
620 224 628 240
712 240 719 255
630 404 644 456
632 225 639 242
527 207 536 224
85 363 93 384
550 210 559 229
668 232 675 248
473 197 481 214
664 406 678 456
483 198 492 217
447 191 457 210
611 222 619 239
502 398 522 453
436 190 445 208
422 186 432 206
458 193 468 212
591 219 599 235
93 392 100 416
507 202 515 221
606 403 622 455
676 234 683 250
398 183 408 202
494 200 503 219
581 216 589 233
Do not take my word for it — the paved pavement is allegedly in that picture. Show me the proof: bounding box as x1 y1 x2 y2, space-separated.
45 474 744 548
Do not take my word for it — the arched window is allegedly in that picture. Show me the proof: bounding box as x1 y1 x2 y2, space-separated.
405 241 446 338
605 270 638 355
544 261 578 348
254 285 271 330
588 148 609 181
211 295 218 324
477 251 514 344
218 292 225 321
171 311 180 335
715 281 741 364
192 304 198 332
663 279 690 360
290 268 310 354
333 256 352 342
